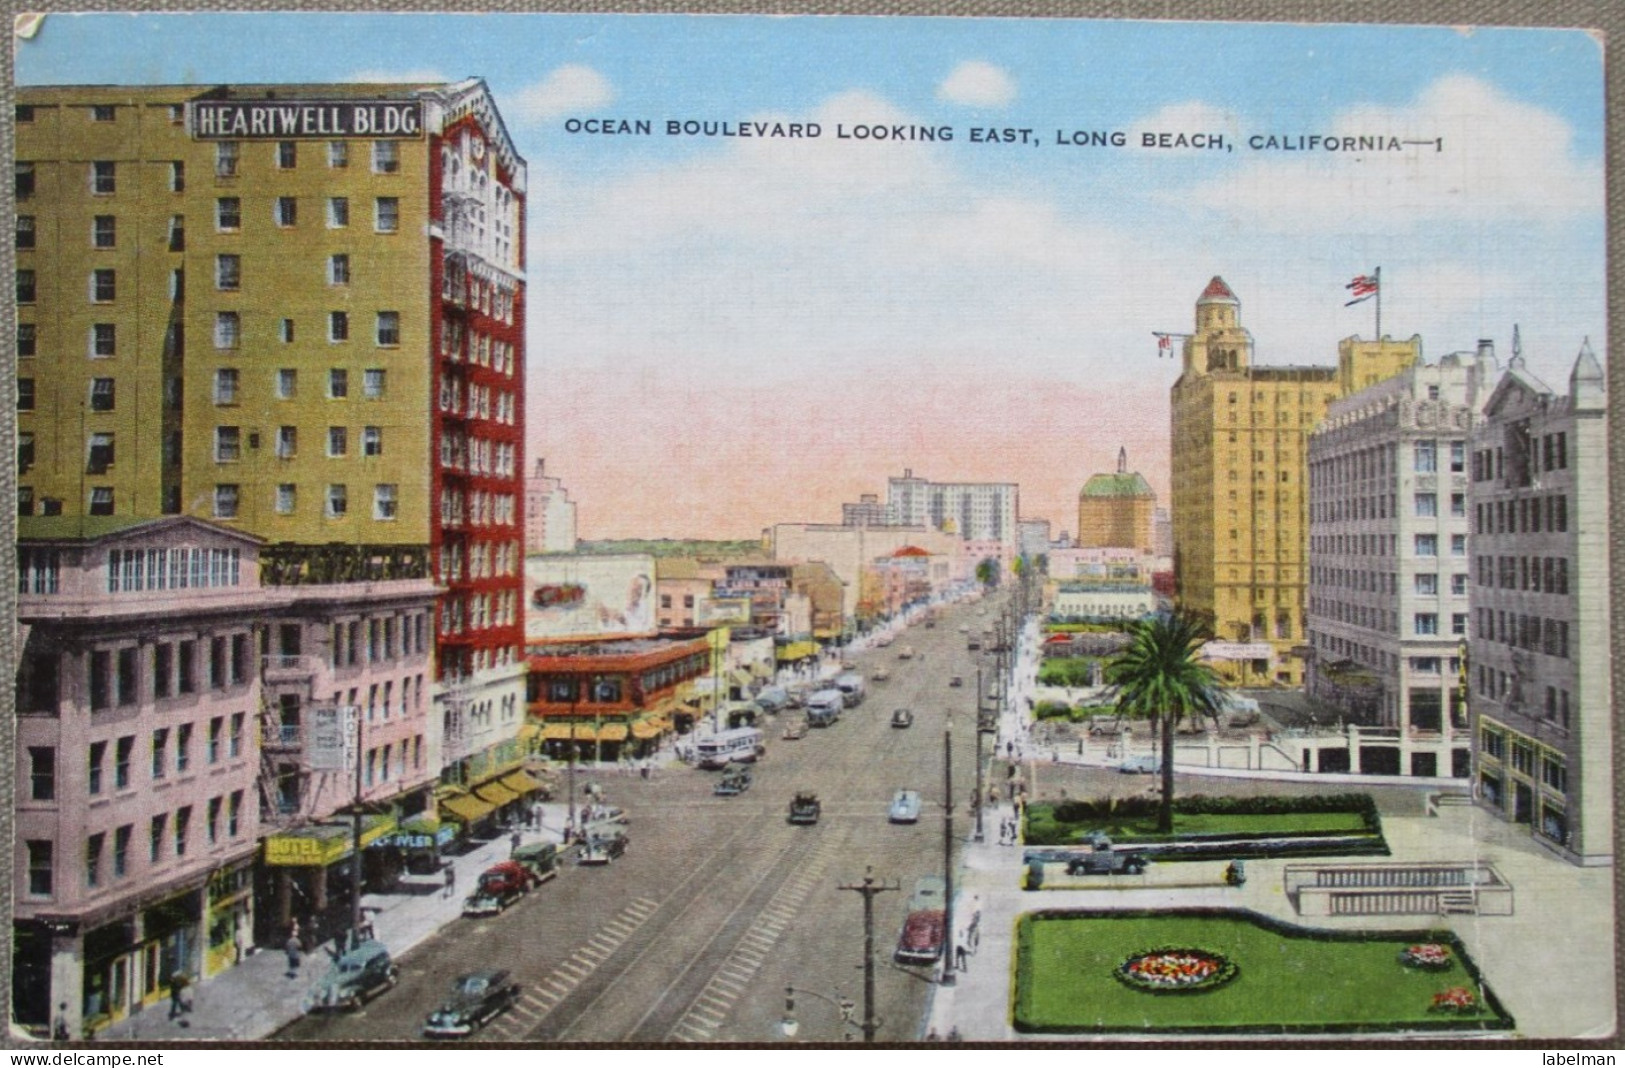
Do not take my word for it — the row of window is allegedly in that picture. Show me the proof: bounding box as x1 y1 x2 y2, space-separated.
436 540 522 583
1472 432 1567 483
17 486 110 517
1309 568 1469 598
436 591 521 635
1475 555 1571 596
438 431 518 478
107 547 242 594
438 319 520 374
436 377 518 424
89 635 253 711
215 482 398 521
328 615 431 669
22 790 247 899
1474 494 1569 537
215 424 389 462
1475 610 1570 658
437 488 518 528
214 309 399 349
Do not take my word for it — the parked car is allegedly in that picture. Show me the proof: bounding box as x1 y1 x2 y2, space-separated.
889 789 922 824
305 941 398 1012
1119 755 1162 775
890 708 914 729
949 675 964 688
509 843 560 886
872 666 891 682
578 827 629 865
781 718 808 740
462 860 536 917
422 970 522 1038
1065 850 1151 876
898 646 915 660
788 791 822 825
714 768 753 796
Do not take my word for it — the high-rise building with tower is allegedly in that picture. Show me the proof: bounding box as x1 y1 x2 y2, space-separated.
1077 447 1155 554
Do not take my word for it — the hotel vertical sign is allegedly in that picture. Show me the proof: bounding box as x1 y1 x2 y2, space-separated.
189 99 424 139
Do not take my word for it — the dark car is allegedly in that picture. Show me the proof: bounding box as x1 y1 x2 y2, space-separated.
422 970 522 1038
890 708 914 729
788 791 822 825
1065 850 1150 876
304 941 398 1012
714 769 753 796
949 675 964 688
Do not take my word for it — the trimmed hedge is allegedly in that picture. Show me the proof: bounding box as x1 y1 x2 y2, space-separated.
1025 793 1386 854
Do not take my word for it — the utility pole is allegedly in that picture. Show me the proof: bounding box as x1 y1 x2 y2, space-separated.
973 667 985 842
941 719 955 987
350 707 364 947
838 867 898 1043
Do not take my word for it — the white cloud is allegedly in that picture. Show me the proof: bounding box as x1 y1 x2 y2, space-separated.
512 65 613 122
1177 74 1603 230
936 61 1016 108
344 68 447 85
1131 100 1241 152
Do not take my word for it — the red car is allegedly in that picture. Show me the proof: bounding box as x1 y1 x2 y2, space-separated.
462 860 535 917
894 909 945 965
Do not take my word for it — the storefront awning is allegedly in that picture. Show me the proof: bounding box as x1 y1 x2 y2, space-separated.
440 793 496 824
263 814 396 867
776 640 819 661
517 723 541 741
597 723 629 742
474 780 520 807
631 720 664 739
728 670 753 687
499 769 544 796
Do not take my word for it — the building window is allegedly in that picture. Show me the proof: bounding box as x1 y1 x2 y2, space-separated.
362 426 383 456
1451 573 1468 596
1416 494 1438 518
276 368 297 399
327 196 349 227
276 140 297 168
216 254 241 290
213 368 240 405
17 269 36 304
375 197 400 232
229 712 243 758
376 311 400 346
228 791 242 835
174 806 190 856
363 368 386 398
29 746 55 801
93 214 116 248
16 214 34 249
214 426 241 462
87 432 115 474
17 488 33 516
87 487 112 516
276 425 297 459
90 377 116 412
329 311 349 342
374 483 398 520
151 728 168 779
327 426 348 457
169 160 184 192
15 161 35 198
90 323 117 358
26 841 52 896
1413 441 1437 473
328 254 350 285
328 368 349 399
91 161 116 194
1414 534 1437 557
17 378 34 411
1414 573 1437 596
216 196 241 230
373 141 400 173
149 815 165 863
176 723 191 774
275 196 297 227
215 312 240 349
214 484 240 519
276 483 297 514
91 268 118 302
91 104 116 122
328 141 348 168
114 736 133 788
17 431 33 473
19 323 37 358
1452 613 1468 636
1414 613 1438 636
1450 534 1467 557
327 484 348 518
88 742 106 795
111 825 130 878
208 717 222 763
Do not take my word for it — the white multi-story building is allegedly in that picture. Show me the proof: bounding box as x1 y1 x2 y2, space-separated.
1305 345 1497 778
524 458 578 554
1468 339 1611 865
885 469 1019 546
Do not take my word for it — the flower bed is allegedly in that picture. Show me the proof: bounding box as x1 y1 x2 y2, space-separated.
1398 943 1453 972
1115 947 1238 994
1431 986 1477 1014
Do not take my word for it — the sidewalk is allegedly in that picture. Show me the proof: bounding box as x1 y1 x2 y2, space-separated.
96 810 572 1042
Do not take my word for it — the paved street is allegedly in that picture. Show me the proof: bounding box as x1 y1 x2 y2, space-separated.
274 595 999 1043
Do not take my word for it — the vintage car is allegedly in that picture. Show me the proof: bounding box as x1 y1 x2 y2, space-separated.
948 675 964 688
781 718 808 741
1119 755 1162 775
578 827 629 865
871 666 891 682
897 646 915 660
462 860 535 917
714 768 753 796
890 708 914 729
422 970 522 1038
894 877 947 965
510 842 560 885
788 791 822 825
305 940 398 1012
889 789 923 824
1065 850 1151 876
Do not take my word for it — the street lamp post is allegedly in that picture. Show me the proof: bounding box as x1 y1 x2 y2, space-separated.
941 718 955 988
780 985 857 1042
973 667 985 843
838 866 897 1042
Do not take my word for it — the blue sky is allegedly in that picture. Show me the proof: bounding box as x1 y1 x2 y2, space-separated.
17 14 1607 537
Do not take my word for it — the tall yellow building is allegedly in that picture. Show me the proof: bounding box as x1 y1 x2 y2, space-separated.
1077 447 1155 553
1169 277 1417 684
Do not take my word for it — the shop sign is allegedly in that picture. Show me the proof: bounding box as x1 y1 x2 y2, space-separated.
190 100 423 140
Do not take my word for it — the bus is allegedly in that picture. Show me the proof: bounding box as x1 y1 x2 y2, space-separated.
694 726 765 769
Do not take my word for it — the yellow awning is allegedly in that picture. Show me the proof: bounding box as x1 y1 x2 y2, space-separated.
597 723 629 742
631 720 664 739
500 769 544 795
540 724 593 741
440 794 496 824
474 781 519 806
517 723 541 741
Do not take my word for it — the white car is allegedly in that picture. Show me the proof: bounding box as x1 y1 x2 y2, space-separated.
889 789 922 823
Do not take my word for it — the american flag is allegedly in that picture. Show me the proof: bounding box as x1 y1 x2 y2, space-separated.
1157 334 1171 356
1344 272 1379 306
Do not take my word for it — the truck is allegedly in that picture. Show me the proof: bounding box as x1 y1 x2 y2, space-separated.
894 876 947 965
833 672 866 708
806 688 845 727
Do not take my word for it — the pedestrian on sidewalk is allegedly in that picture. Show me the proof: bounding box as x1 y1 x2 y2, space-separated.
510 829 522 855
284 935 302 978
53 1004 69 1043
443 864 456 899
167 972 191 1020
955 944 968 972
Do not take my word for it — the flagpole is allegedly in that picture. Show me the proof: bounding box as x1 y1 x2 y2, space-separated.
1374 266 1382 342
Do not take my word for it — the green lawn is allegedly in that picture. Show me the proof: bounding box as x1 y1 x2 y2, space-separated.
1027 810 1370 844
1014 911 1511 1034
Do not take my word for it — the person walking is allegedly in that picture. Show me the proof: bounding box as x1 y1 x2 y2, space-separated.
167 971 190 1020
443 864 456 899
284 933 302 978
510 828 522 855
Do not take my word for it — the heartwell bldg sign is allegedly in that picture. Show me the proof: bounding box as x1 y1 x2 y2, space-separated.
189 99 424 139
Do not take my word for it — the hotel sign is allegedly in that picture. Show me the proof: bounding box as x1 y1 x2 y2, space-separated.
190 100 424 139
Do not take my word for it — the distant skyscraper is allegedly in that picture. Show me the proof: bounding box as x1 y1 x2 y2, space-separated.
1077 447 1155 554
885 469 1019 544
525 459 578 553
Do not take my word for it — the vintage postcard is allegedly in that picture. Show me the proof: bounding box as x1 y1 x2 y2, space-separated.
6 10 1614 1048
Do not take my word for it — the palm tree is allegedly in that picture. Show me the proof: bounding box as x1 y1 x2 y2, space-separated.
1105 611 1226 833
